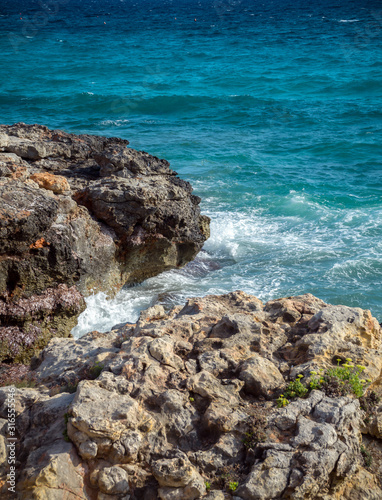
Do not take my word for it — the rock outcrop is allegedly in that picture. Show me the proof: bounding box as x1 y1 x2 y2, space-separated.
0 123 210 362
1 292 382 499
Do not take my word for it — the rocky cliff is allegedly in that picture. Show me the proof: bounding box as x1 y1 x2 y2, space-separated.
0 123 210 363
1 292 382 499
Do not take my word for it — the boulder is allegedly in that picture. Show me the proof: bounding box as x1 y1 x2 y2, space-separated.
239 354 284 397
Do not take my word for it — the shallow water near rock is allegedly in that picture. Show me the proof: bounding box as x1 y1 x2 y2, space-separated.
1 0 382 335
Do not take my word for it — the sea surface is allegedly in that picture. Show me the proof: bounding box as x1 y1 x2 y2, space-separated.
1 0 382 336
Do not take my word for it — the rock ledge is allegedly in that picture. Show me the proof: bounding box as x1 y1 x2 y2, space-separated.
0 123 210 362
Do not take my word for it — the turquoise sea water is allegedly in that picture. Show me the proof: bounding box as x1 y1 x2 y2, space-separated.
1 0 382 334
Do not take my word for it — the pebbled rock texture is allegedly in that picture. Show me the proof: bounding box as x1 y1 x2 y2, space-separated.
1 292 382 499
0 123 210 362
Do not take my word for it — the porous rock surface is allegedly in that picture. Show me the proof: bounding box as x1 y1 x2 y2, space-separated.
1 292 382 499
0 123 210 362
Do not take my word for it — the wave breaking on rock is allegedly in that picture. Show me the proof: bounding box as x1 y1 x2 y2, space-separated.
0 123 210 363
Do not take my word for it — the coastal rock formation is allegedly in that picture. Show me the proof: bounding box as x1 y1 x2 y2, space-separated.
0 123 210 362
2 292 382 499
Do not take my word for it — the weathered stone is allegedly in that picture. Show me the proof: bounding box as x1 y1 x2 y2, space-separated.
4 136 47 160
338 467 382 499
30 171 71 194
187 370 243 405
0 122 210 362
236 451 293 499
149 337 183 370
239 354 284 397
1 292 382 498
157 469 206 499
152 453 196 487
205 492 225 500
98 466 130 495
34 329 120 384
69 380 152 441
79 440 98 459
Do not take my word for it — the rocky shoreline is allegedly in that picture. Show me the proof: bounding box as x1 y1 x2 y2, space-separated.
1 291 382 499
0 123 209 363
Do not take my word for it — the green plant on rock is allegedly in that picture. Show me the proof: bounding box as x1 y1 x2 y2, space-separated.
89 361 104 380
63 412 70 442
229 481 239 492
284 374 308 399
63 381 78 394
309 370 324 390
13 379 37 389
213 464 245 492
205 481 211 491
276 358 373 410
361 444 373 468
310 358 370 398
276 394 289 408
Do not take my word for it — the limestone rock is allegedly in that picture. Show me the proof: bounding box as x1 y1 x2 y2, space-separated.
187 370 243 405
152 453 196 487
0 122 209 362
98 466 130 495
30 171 71 194
239 354 284 397
1 292 382 498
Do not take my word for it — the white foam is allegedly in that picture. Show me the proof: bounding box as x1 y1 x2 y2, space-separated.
71 290 153 338
71 252 217 338
100 119 130 126
71 200 382 337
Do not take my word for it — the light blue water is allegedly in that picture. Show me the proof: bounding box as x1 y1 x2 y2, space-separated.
1 0 382 333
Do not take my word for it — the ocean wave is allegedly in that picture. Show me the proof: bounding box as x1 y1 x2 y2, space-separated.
71 201 382 337
328 258 382 280
71 251 223 337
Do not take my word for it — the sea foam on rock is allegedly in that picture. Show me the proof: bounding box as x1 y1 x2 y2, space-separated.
2 291 382 499
0 123 210 363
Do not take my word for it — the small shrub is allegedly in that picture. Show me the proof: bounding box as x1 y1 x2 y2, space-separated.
276 394 289 408
276 358 372 409
309 370 323 390
361 444 373 468
63 382 78 394
13 379 37 388
310 359 369 398
284 375 308 399
229 481 239 492
210 463 246 492
205 481 211 491
88 361 104 380
243 414 267 449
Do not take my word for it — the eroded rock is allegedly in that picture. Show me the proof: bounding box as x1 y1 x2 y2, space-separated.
0 122 210 362
1 292 382 499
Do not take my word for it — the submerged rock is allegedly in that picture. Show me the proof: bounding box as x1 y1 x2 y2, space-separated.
2 291 382 499
0 123 210 362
